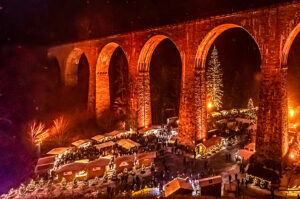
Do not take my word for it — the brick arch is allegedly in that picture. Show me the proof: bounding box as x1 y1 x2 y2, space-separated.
95 42 127 119
64 48 86 86
137 34 182 128
138 35 172 72
194 24 261 141
195 24 261 70
281 23 300 67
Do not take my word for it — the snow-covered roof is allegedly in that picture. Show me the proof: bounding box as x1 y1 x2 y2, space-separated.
47 147 71 155
95 141 115 150
237 149 254 160
55 162 86 173
103 130 123 137
117 139 140 150
37 155 55 166
91 134 105 142
71 139 92 147
164 178 193 197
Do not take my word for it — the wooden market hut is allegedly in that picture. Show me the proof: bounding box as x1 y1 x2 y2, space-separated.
237 149 254 163
35 155 56 175
198 176 222 197
71 139 92 148
86 158 110 179
47 147 71 155
114 155 135 173
117 139 140 151
136 151 156 169
164 178 193 198
91 134 105 143
197 136 222 155
55 162 87 182
103 130 123 140
95 141 115 151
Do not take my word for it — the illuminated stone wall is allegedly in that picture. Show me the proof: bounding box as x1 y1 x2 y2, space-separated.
48 1 300 162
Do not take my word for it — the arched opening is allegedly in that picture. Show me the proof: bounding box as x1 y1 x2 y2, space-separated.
150 39 182 125
95 43 129 126
64 49 90 110
109 47 129 113
284 25 300 160
195 24 261 140
76 54 90 109
137 35 182 126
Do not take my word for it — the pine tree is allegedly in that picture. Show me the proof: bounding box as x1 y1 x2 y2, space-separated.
247 98 256 120
207 45 223 110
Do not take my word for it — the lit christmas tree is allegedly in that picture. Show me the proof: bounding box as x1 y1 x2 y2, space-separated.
247 98 257 120
207 45 223 110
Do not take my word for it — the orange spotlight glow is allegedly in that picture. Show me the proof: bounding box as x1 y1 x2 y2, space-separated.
290 154 295 159
207 103 213 109
289 109 295 117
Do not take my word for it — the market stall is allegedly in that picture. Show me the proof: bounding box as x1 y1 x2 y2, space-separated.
136 151 156 168
103 130 123 140
86 158 110 179
237 149 254 163
196 136 222 157
91 134 105 143
71 139 92 148
47 147 71 155
164 178 193 198
117 139 140 151
198 176 222 197
95 141 115 151
55 162 87 182
114 155 135 173
35 155 56 175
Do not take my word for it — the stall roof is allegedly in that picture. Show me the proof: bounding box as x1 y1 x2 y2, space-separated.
91 134 105 141
37 155 55 166
35 163 54 175
164 178 193 197
114 155 134 164
87 158 110 168
244 142 255 152
200 136 221 148
71 139 92 147
198 176 222 187
237 149 254 160
117 139 140 150
103 130 123 137
95 141 115 150
137 152 156 160
47 147 70 155
55 162 86 173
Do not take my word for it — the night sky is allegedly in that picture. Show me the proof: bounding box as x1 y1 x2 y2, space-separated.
0 0 297 195
0 0 293 45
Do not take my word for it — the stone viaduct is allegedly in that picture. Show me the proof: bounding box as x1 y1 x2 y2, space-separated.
48 1 300 164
